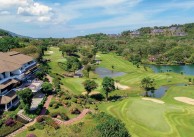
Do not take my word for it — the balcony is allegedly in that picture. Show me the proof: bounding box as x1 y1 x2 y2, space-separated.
0 62 37 84
21 62 37 73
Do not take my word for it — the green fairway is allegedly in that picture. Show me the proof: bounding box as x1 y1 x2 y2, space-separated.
44 47 188 95
99 96 194 137
44 47 194 137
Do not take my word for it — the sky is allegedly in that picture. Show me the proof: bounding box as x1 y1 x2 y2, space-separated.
0 0 194 38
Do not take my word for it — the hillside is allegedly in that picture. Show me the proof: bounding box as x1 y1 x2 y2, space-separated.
0 28 29 38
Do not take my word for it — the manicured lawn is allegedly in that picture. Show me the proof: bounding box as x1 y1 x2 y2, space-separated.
98 96 194 137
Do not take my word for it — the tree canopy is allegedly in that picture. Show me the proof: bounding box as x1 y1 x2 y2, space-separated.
102 77 115 101
95 112 130 137
42 82 53 95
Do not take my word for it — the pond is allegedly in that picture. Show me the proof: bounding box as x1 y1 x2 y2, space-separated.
149 64 194 75
94 67 126 78
143 83 186 98
143 86 168 98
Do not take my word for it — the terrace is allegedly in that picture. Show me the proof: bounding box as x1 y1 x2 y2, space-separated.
16 79 43 93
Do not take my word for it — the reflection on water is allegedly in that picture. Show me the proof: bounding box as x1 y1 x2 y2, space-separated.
143 83 187 98
149 64 194 75
95 67 126 78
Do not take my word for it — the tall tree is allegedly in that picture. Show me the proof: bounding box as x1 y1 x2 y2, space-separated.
141 77 155 91
85 65 92 78
65 56 82 73
59 44 77 56
83 80 98 100
102 77 115 101
17 88 33 112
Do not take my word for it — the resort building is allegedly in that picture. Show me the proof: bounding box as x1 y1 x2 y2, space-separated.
0 51 38 111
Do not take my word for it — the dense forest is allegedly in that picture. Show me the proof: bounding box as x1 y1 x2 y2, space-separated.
1 23 194 65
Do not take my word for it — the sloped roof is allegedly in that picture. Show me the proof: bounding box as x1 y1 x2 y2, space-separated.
0 90 17 104
0 79 20 89
0 52 34 73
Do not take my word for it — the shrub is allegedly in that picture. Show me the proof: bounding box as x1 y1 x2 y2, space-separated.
50 112 59 118
88 98 93 104
64 101 71 107
67 102 71 107
49 101 55 107
77 94 85 99
71 98 77 103
0 120 3 127
5 118 15 127
53 103 59 109
60 113 69 121
44 117 59 129
94 105 98 110
70 108 81 114
90 94 104 101
8 112 17 119
73 95 78 98
64 94 71 100
28 126 35 131
85 105 90 109
34 123 44 130
26 133 37 137
76 98 82 104
36 116 44 123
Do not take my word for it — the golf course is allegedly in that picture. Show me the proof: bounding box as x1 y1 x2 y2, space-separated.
43 47 194 137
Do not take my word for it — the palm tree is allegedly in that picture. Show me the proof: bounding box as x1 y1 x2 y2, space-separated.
141 77 155 91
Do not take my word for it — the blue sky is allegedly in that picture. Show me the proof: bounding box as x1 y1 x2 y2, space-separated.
0 0 194 38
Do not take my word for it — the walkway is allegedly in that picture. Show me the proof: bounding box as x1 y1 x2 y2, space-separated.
40 95 53 115
6 95 53 137
7 96 90 137
46 74 53 83
53 109 90 125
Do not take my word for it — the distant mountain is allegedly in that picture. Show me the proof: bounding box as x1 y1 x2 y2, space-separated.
0 28 31 38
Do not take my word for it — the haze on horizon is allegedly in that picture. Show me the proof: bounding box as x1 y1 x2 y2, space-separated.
0 0 194 38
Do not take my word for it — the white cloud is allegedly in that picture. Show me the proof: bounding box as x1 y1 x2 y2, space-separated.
0 0 29 8
37 16 51 22
0 11 10 15
17 2 52 16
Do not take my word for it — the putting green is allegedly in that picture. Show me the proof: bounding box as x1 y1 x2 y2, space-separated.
99 97 194 137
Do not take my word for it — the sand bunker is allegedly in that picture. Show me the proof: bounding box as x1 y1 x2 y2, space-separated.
82 91 101 96
174 97 194 105
47 51 54 54
142 97 165 104
115 82 130 90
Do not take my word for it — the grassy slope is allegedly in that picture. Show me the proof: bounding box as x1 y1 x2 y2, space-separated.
44 47 194 137
16 115 96 137
44 47 102 95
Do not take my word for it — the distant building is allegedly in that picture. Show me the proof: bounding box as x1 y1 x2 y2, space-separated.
151 29 164 35
130 30 141 37
107 34 121 38
168 27 187 36
0 51 38 111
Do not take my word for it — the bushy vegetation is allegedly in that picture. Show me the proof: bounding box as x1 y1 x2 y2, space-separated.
94 112 130 137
